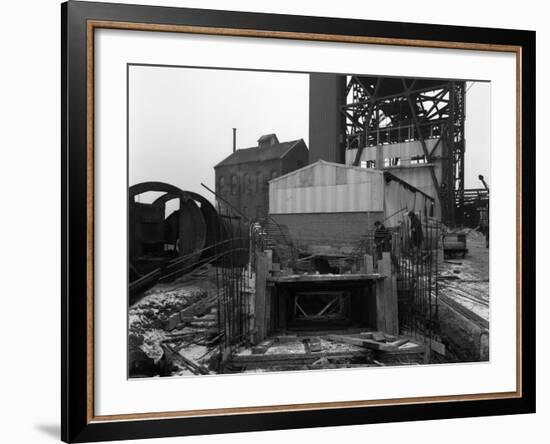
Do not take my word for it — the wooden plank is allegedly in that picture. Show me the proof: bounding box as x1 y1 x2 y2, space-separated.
326 334 396 352
388 338 409 347
269 273 383 284
291 327 370 337
164 292 218 331
232 349 369 364
375 344 425 355
252 340 273 355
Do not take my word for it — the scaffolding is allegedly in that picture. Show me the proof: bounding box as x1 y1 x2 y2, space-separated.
341 76 466 226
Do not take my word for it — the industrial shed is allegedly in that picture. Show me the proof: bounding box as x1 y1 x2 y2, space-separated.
268 160 435 252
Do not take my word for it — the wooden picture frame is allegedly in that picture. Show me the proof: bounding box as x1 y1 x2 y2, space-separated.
62 1 536 442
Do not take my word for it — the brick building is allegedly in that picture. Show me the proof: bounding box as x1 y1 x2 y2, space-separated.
214 134 309 220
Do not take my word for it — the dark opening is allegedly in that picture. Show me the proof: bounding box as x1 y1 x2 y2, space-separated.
273 282 377 333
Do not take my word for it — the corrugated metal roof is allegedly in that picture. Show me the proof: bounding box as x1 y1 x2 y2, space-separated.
384 171 435 201
269 159 383 185
269 160 385 214
215 139 305 168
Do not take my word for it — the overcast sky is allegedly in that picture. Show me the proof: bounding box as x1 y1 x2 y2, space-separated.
129 65 490 201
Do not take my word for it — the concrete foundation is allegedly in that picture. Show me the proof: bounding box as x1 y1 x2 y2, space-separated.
438 300 489 362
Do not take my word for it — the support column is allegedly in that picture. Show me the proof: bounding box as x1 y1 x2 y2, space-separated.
254 252 269 344
278 288 287 333
376 252 399 335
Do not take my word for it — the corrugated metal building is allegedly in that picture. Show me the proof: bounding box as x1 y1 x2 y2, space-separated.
269 159 384 214
269 160 434 252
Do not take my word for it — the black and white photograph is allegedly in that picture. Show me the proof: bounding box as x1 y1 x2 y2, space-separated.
127 66 491 378
0 0 542 441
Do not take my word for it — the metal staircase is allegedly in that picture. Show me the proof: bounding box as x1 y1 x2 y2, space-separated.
256 219 297 268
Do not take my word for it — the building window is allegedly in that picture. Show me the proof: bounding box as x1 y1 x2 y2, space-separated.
256 172 263 192
411 155 427 165
243 173 251 194
243 206 248 218
231 175 238 195
384 157 400 167
218 176 226 195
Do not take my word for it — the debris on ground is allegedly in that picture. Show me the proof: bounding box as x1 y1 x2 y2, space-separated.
227 332 425 372
128 276 222 377
128 227 488 377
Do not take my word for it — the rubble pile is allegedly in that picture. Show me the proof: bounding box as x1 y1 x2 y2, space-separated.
128 286 212 377
229 332 426 372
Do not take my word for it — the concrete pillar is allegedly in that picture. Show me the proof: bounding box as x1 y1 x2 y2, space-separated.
254 252 269 344
375 252 399 335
